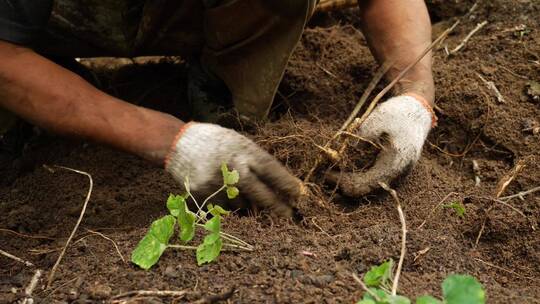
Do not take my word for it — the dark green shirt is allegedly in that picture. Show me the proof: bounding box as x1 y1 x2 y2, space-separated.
0 0 53 46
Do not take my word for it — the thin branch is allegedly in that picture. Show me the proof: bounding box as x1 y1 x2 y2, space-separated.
0 228 56 240
0 248 34 267
339 63 393 133
45 165 93 289
449 21 488 54
379 182 407 296
499 186 540 201
473 258 539 281
86 229 126 263
111 289 188 300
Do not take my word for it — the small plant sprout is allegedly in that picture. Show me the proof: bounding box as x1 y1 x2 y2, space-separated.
357 260 486 304
443 201 466 218
131 163 253 269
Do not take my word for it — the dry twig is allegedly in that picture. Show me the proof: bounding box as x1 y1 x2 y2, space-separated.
473 258 538 281
21 269 43 304
111 290 188 302
85 229 126 263
494 159 527 198
477 73 506 103
379 182 406 296
0 228 55 240
0 248 34 267
499 186 540 201
449 21 488 54
45 165 93 289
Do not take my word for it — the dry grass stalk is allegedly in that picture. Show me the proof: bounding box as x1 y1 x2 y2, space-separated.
449 21 488 54
379 182 407 296
45 165 93 289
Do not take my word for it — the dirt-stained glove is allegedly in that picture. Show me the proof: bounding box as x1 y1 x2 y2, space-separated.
326 94 437 197
165 122 302 217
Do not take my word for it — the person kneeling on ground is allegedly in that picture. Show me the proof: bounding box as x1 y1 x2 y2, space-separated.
0 0 436 216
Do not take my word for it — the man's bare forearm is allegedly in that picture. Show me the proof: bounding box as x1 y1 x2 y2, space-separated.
0 40 184 164
358 0 435 104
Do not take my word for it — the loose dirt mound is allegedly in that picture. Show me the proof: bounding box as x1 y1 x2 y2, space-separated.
1 1 539 303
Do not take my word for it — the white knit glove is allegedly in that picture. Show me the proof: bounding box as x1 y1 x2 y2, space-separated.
165 123 302 217
327 95 436 197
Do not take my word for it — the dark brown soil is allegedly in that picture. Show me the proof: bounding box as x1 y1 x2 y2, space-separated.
1 1 540 303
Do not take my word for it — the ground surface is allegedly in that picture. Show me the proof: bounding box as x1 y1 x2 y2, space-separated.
1 1 539 303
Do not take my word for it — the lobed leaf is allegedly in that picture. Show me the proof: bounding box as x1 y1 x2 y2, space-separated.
364 260 394 287
166 194 187 217
176 197 196 243
131 215 176 270
204 215 221 234
221 162 239 186
442 275 485 304
226 186 240 199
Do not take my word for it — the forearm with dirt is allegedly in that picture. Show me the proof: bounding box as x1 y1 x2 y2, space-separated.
0 40 301 216
0 40 183 164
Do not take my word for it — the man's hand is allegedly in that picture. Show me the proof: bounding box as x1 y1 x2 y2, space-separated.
165 123 303 217
326 95 434 197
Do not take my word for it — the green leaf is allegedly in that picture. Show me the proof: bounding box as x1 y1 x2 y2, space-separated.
443 202 466 218
442 275 485 304
388 295 411 304
416 296 441 304
196 234 223 265
226 186 240 199
166 194 187 217
357 300 377 304
204 215 221 234
131 215 175 270
364 260 394 287
361 288 389 303
176 197 196 242
221 162 239 186
208 204 231 217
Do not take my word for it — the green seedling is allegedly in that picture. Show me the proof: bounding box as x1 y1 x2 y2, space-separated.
443 201 466 218
357 261 485 304
131 163 253 269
